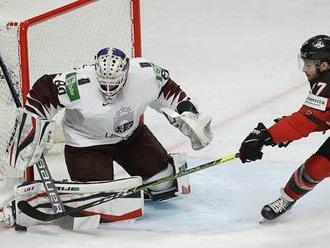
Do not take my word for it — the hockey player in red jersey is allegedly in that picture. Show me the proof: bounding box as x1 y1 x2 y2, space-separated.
238 35 330 220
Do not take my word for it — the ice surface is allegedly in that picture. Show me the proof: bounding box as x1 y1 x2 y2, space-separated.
3 0 330 247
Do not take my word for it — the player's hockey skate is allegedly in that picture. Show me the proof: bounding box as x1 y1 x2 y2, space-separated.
261 190 296 221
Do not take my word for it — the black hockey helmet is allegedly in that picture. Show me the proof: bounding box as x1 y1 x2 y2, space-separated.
300 35 330 62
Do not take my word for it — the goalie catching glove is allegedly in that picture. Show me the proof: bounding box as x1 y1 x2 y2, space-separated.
161 103 212 150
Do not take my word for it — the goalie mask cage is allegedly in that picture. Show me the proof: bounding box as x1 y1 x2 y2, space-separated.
0 0 141 181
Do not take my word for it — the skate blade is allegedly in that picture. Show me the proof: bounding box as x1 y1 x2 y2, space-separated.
258 217 275 224
259 213 290 225
259 217 267 224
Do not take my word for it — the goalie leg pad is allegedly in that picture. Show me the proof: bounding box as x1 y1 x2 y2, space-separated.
171 153 191 195
0 201 16 227
144 153 191 201
0 176 24 208
14 176 144 228
0 177 24 227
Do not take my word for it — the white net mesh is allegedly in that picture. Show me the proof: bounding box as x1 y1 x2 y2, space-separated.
0 0 75 23
0 25 22 99
27 0 133 84
0 0 138 177
0 23 21 176
0 62 21 177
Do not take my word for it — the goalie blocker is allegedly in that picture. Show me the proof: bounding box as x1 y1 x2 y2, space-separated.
6 108 55 173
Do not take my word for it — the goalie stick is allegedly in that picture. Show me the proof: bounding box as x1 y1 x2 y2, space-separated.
17 153 239 222
0 54 65 215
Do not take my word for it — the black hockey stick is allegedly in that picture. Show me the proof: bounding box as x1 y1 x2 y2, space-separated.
0 54 65 214
17 153 239 221
0 55 21 108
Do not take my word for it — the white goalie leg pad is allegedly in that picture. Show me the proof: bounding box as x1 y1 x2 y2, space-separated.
14 176 144 228
1 203 16 227
0 176 24 208
171 153 191 195
144 165 174 192
144 153 191 201
8 109 56 171
0 176 24 227
161 108 213 150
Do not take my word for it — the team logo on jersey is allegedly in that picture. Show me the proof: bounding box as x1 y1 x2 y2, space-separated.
304 93 328 111
113 106 134 134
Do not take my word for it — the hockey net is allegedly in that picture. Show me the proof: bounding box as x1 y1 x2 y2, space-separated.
0 0 141 180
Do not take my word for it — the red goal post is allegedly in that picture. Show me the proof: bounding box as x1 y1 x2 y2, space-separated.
0 0 141 181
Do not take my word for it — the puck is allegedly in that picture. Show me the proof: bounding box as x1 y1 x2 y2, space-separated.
15 225 27 232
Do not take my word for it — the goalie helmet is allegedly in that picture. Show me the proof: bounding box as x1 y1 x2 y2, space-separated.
300 35 330 62
94 47 129 101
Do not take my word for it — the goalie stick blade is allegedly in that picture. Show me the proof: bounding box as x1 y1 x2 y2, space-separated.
17 201 65 221
17 190 123 222
17 201 86 222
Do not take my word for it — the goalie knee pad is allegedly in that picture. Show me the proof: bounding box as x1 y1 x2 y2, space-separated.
144 153 191 201
14 176 144 228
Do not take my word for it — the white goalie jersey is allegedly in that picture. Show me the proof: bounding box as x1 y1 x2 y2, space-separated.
25 58 190 147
